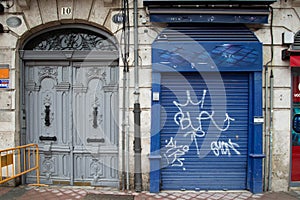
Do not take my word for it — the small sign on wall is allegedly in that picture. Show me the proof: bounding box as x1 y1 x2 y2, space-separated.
0 68 9 79
0 80 9 88
0 67 9 89
61 7 72 16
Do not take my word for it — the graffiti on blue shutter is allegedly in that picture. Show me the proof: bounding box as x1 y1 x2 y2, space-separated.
163 89 240 169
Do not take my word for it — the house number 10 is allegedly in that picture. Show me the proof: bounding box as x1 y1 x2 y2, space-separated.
61 7 72 16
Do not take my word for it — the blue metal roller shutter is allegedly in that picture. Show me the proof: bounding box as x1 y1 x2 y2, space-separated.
160 72 249 190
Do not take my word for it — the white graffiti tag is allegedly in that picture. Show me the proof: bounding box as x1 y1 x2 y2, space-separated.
164 137 189 170
173 90 235 155
211 139 241 157
174 90 207 137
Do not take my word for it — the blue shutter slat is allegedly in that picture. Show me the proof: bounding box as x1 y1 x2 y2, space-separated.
160 72 249 190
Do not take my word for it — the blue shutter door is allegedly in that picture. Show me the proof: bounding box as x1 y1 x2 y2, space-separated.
160 72 249 190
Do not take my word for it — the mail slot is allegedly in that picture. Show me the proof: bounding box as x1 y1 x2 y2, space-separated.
87 138 105 143
39 136 57 141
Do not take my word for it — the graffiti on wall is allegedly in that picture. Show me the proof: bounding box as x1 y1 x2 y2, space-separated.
164 90 240 169
164 137 189 170
211 139 240 157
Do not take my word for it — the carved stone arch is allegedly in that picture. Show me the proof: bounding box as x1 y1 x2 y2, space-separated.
22 24 118 51
20 24 119 62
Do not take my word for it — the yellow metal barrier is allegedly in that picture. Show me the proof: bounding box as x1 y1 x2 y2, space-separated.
0 144 46 186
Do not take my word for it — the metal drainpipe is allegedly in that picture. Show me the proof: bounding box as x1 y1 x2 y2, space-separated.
126 70 130 190
122 0 130 190
122 68 127 190
133 0 142 192
264 66 269 192
268 69 274 190
264 6 274 191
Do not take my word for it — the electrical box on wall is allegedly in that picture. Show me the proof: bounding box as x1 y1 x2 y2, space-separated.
282 31 294 45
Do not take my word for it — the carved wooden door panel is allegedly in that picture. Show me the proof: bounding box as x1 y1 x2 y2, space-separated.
24 61 118 186
24 62 72 185
72 62 119 186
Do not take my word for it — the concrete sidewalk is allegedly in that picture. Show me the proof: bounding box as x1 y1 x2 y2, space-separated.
0 186 299 200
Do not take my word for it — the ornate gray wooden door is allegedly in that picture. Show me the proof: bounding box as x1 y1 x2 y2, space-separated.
24 62 118 186
22 26 119 186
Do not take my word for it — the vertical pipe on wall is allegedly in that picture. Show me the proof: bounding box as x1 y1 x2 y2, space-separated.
126 71 130 190
122 0 130 190
123 64 130 191
121 69 126 190
70 68 74 186
133 0 142 192
264 66 269 192
133 103 142 192
268 70 274 190
264 6 274 192
70 134 74 185
133 1 140 104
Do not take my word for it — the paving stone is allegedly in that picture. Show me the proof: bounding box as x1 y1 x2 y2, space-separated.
174 193 183 197
145 192 156 195
241 192 253 197
236 195 249 199
91 191 103 194
208 196 219 200
63 190 73 194
211 193 225 198
252 196 262 199
188 193 198 198
221 196 236 200
78 190 87 195
225 193 239 198
240 194 250 197
251 194 264 199
160 192 169 197
182 194 192 199
197 193 212 198
233 197 249 200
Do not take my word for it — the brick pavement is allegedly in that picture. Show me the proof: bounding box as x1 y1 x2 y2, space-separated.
0 186 299 200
